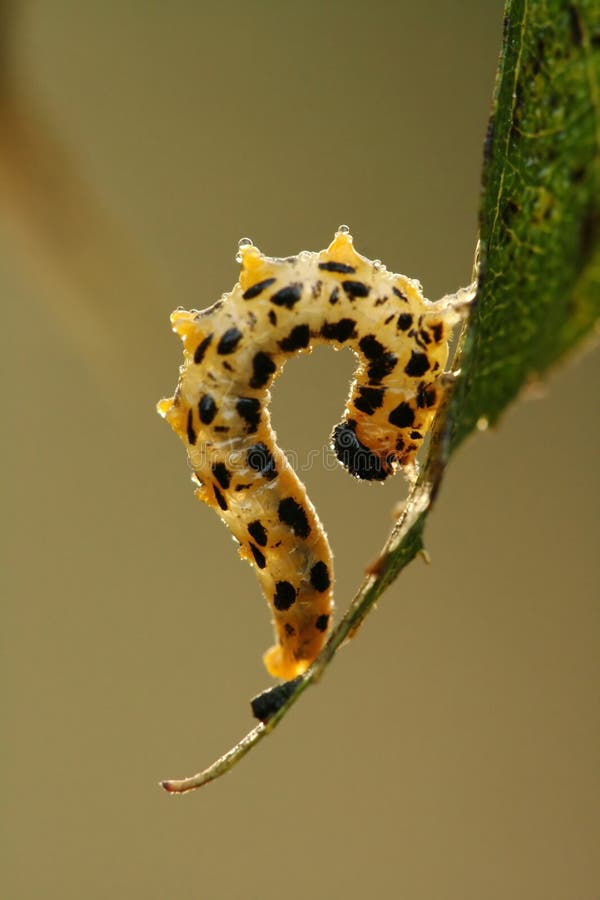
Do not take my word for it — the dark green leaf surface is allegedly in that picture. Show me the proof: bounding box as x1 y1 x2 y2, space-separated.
450 0 599 450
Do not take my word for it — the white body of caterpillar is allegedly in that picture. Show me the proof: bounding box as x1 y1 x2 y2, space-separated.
158 229 456 679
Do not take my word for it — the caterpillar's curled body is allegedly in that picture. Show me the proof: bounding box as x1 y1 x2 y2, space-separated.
158 229 463 680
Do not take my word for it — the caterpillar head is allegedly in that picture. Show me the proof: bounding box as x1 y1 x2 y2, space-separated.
331 418 395 482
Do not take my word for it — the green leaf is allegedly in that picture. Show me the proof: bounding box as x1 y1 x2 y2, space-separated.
450 0 600 450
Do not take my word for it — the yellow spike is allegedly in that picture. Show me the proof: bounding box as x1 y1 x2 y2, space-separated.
156 397 186 437
194 484 210 505
238 243 262 268
170 309 205 354
156 396 174 419
170 308 194 336
323 230 362 268
239 245 271 292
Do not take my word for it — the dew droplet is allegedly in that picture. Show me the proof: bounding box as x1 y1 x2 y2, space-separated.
336 224 350 235
236 236 254 262
476 416 489 432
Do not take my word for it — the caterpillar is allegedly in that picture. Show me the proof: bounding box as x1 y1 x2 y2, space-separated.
158 228 461 680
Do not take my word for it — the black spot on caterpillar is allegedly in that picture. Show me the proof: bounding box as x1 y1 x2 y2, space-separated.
158 228 461 680
236 396 261 433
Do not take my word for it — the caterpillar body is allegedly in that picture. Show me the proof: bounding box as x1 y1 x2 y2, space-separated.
158 229 456 680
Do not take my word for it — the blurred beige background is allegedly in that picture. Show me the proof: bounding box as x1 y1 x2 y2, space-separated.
3 2 599 898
